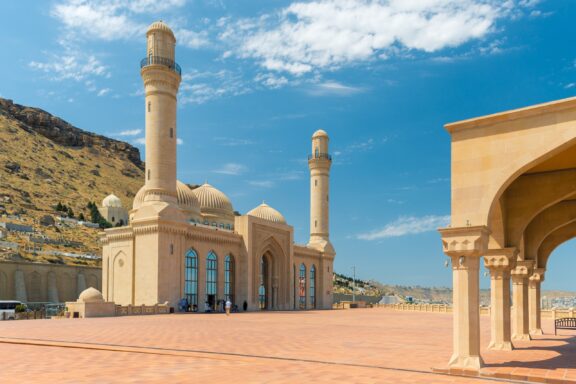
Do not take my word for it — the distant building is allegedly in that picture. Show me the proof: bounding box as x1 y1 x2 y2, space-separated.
0 222 34 233
98 194 128 227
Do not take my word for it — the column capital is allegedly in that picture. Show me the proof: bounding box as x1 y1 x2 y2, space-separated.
484 248 518 271
439 225 490 258
511 260 534 282
529 268 545 284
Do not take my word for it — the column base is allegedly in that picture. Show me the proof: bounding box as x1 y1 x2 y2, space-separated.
530 328 543 336
448 354 483 371
488 340 513 351
512 333 531 341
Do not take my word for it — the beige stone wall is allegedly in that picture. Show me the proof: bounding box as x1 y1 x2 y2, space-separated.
0 260 100 302
98 206 128 226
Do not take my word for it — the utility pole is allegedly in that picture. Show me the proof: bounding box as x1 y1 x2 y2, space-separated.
352 265 356 303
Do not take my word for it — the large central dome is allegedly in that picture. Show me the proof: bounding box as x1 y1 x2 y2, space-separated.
191 183 234 221
132 181 201 219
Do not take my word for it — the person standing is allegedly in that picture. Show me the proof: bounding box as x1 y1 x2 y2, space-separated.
225 299 232 316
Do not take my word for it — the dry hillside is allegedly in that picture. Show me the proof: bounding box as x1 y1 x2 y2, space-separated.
0 98 144 264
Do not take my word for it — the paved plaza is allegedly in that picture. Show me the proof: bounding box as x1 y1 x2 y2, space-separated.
0 308 574 383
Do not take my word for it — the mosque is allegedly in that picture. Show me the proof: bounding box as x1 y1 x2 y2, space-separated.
99 21 335 311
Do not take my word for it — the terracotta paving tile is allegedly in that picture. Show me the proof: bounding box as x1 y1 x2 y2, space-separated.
0 309 574 383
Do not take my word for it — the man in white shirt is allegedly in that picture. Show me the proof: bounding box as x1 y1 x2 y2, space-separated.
225 299 232 316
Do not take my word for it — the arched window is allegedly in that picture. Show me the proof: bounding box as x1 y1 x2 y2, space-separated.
299 263 306 310
225 254 235 303
315 148 319 158
206 251 217 307
148 101 151 112
310 265 316 309
185 249 198 306
170 128 173 138
147 169 150 180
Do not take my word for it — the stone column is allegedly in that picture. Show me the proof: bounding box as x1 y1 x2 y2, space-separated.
439 226 489 371
484 248 516 351
47 272 59 303
529 269 544 336
77 272 86 297
511 261 533 341
14 270 27 302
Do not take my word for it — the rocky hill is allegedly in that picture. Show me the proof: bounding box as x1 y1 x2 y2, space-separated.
0 98 144 264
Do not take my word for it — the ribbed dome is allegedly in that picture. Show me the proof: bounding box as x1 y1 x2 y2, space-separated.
132 181 201 217
78 287 104 303
146 21 175 37
247 203 286 224
313 129 328 138
102 194 122 208
192 183 234 215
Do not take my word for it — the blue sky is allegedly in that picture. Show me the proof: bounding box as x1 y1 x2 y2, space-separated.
1 0 575 290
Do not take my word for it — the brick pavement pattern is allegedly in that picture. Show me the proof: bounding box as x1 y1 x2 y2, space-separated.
0 308 574 383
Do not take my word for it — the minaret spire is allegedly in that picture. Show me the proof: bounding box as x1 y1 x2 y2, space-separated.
140 21 181 207
308 129 332 247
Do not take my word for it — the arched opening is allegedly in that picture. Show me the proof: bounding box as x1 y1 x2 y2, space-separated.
185 249 198 308
206 251 217 310
541 238 576 309
310 265 316 309
225 254 235 304
293 264 297 310
259 254 272 310
299 263 306 310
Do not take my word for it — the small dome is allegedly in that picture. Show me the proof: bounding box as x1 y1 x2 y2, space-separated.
78 287 104 303
312 129 328 138
192 183 234 215
102 194 122 208
247 203 286 224
147 21 175 38
132 181 201 217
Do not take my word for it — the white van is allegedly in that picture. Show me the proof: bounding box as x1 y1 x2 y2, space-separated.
0 300 22 320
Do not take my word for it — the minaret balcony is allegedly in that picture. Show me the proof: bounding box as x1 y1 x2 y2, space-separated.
308 153 332 161
140 56 181 76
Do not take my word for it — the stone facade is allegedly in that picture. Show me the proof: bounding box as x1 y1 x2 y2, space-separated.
0 260 101 302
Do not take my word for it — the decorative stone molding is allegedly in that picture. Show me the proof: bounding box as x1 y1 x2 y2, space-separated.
483 248 518 271
511 260 534 282
529 268 545 286
439 225 490 258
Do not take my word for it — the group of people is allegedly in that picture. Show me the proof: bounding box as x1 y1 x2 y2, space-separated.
178 298 247 316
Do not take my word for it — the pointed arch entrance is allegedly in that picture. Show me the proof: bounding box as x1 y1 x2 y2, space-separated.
259 252 273 310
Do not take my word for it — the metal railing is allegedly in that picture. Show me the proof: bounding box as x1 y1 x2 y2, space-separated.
140 56 181 75
308 152 332 161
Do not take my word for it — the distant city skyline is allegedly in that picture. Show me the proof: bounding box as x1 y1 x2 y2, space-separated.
1 0 575 290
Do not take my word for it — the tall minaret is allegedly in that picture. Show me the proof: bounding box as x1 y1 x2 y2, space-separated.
140 21 181 208
308 129 332 247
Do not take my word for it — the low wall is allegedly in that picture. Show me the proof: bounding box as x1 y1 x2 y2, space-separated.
115 303 170 316
333 293 382 304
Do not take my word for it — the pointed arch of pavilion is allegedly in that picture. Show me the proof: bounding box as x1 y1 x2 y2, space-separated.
439 97 576 371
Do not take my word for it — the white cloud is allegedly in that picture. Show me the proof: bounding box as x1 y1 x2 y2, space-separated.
221 0 539 75
29 50 109 82
357 215 450 240
133 137 146 145
97 88 111 96
177 138 184 145
249 180 275 188
179 70 251 104
214 163 247 175
213 137 255 146
116 129 142 136
307 81 365 96
51 0 192 42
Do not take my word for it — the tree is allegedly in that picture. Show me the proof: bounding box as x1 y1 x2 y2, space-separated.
67 206 74 218
78 213 85 221
56 202 63 211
